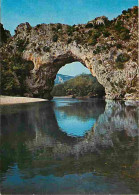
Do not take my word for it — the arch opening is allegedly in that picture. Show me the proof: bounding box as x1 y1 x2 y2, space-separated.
51 61 105 98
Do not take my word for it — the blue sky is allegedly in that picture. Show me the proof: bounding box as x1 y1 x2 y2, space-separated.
1 0 137 76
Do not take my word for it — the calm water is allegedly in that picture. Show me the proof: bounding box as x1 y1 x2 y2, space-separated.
0 98 139 194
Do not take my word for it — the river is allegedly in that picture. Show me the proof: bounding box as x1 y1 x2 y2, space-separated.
0 98 138 194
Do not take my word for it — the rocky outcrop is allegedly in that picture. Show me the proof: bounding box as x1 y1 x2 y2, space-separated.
55 74 74 85
0 6 138 99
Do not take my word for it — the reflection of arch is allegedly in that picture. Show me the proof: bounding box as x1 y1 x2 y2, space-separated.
24 100 138 156
1 100 138 153
55 98 106 120
0 100 138 187
54 98 106 136
0 102 78 145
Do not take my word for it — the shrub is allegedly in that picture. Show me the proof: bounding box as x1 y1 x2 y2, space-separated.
115 53 130 69
114 21 130 40
125 15 130 19
57 23 62 30
122 10 127 15
16 39 25 46
67 38 72 44
103 31 111 37
75 27 79 31
116 43 122 49
101 45 107 50
127 8 132 13
36 24 41 28
0 23 11 44
115 62 124 69
94 23 104 30
132 50 138 62
119 29 130 40
116 53 130 63
43 46 50 52
67 26 75 36
89 31 101 46
88 30 93 36
98 60 102 64
89 39 97 46
93 50 97 54
133 7 138 15
52 34 58 42
75 36 82 44
16 39 28 52
93 31 101 39
114 21 124 31
52 27 56 31
36 47 41 52
85 23 93 28
93 46 101 54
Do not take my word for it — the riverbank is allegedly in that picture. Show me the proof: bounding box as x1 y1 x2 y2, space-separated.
0 95 96 105
54 95 105 99
0 96 48 105
54 95 73 98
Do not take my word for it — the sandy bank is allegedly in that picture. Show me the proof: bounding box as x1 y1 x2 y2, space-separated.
0 96 48 105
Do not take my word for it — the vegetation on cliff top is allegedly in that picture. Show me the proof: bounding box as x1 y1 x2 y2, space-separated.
49 6 137 47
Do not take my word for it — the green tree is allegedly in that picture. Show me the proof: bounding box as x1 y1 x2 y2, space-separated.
51 74 105 97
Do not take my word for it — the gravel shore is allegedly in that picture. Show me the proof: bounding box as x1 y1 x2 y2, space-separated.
0 96 48 105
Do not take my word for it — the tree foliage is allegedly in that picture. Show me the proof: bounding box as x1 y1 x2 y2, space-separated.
51 74 105 97
1 38 33 96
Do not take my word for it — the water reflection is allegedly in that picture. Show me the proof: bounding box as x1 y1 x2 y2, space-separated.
54 98 105 136
0 98 138 194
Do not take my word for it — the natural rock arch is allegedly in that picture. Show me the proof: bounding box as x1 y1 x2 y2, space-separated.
1 6 138 99
24 45 105 100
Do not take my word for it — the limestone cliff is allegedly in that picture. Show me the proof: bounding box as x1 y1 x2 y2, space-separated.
0 6 138 100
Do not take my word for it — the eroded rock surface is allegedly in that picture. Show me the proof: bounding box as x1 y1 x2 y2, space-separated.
1 6 138 99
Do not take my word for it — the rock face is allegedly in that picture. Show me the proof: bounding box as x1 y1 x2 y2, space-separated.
55 74 74 85
0 6 138 100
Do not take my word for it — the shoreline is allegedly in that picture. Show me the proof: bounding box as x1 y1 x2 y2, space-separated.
0 96 48 105
54 95 74 98
0 96 138 106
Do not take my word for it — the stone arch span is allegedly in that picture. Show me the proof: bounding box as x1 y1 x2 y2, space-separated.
24 44 103 100
4 7 137 100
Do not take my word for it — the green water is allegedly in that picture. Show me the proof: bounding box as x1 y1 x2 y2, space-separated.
0 98 138 194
